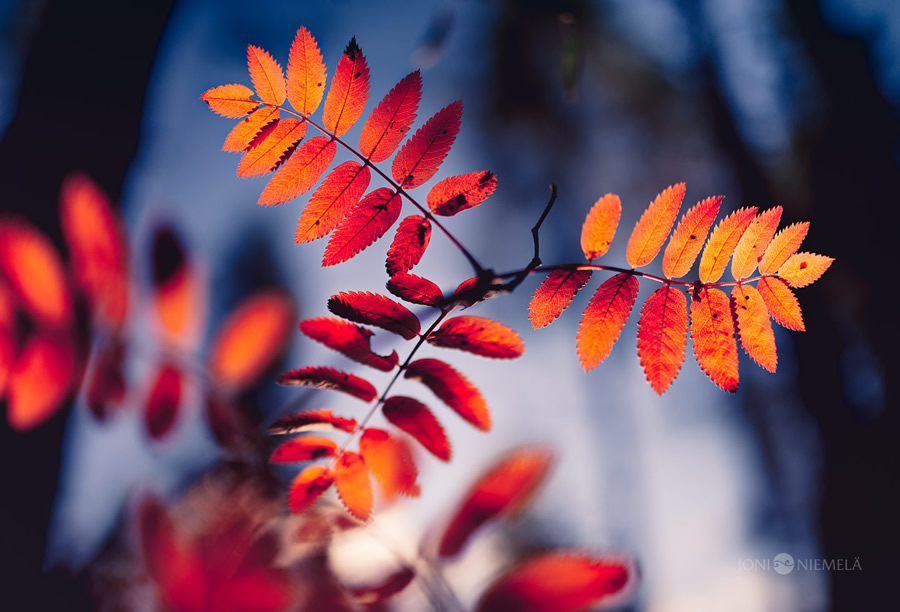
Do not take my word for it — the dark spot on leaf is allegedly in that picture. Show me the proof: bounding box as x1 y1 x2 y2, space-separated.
690 234 696 240
354 71 361 78
442 129 447 134
455 194 467 206
745 295 749 300
799 261 807 269
712 313 718 319
317 82 322 87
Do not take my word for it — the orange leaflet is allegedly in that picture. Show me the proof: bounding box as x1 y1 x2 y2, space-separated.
662 195 722 279
437 447 553 558
258 135 335 205
385 273 444 307
322 188 402 266
777 252 833 288
223 106 279 153
625 183 686 268
576 273 639 371
6 332 75 431
759 222 809 274
359 428 420 500
580 194 621 260
86 339 126 420
295 161 369 242
247 45 286 105
359 70 422 162
145 363 183 440
289 465 335 514
732 284 777 372
476 553 630 612
636 284 688 395
208 291 295 389
698 206 757 283
236 117 308 179
0 218 72 327
392 100 462 189
268 408 358 435
426 170 498 216
270 435 338 463
731 206 782 280
757 276 805 331
404 358 489 431
382 396 451 461
299 317 398 372
327 290 420 340
59 172 129 328
201 83 259 118
287 26 327 116
335 451 373 521
322 37 370 137
427 315 525 359
690 287 739 393
275 366 377 402
385 215 431 276
528 269 592 329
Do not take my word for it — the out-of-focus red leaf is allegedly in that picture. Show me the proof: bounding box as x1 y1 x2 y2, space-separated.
267 408 359 435
299 317 398 371
6 332 76 431
145 363 183 440
327 290 420 340
391 101 462 189
359 428 420 500
359 71 421 162
270 435 338 463
386 273 443 307
385 215 431 276
86 339 126 420
382 396 451 461
427 316 525 359
426 170 497 216
322 188 402 266
205 391 259 454
335 451 373 521
152 226 205 348
289 465 335 515
404 358 489 431
276 366 377 402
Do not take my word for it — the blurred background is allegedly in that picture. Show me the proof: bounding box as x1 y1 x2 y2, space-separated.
0 0 896 610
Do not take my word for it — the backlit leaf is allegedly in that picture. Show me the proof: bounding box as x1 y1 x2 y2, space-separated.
759 222 809 275
145 363 183 440
289 466 334 515
287 26 327 116
237 117 307 179
335 451 373 521
223 106 279 153
690 287 739 392
731 284 777 372
268 409 358 435
299 317 398 371
392 101 462 189
580 194 621 260
201 83 259 118
327 290 420 340
636 284 688 394
698 206 757 283
322 37 370 137
359 428 420 500
276 366 377 402
731 206 782 280
528 269 592 329
405 358 489 431
662 195 722 278
626 183 685 268
576 273 640 370
270 436 338 463
427 170 497 216
322 188 402 266
385 215 431 276
386 273 444 307
152 226 204 348
359 71 421 162
6 332 75 431
757 276 804 331
295 161 369 242
777 252 833 288
382 396 451 461
86 339 126 420
258 135 335 205
427 316 525 359
247 45 286 105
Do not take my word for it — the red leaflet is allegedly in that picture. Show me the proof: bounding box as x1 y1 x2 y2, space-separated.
476 553 630 612
662 195 722 279
757 276 805 331
690 287 739 393
287 26 327 116
359 71 422 162
86 339 126 420
427 316 525 359
438 447 553 558
385 215 431 276
270 436 338 463
359 428 420 500
528 269 592 329
626 183 685 268
426 170 497 216
731 206 782 280
276 366 377 402
258 136 336 206
335 451 373 521
236 117 307 179
201 83 259 118
392 101 462 189
327 290 420 340
223 106 279 153
289 466 334 515
267 408 358 435
732 284 777 372
386 273 444 307
322 188 402 266
404 358 489 431
295 161 370 243
698 206 757 283
777 252 833 288
247 45 286 105
145 363 183 440
322 38 370 137
576 273 640 370
449 275 503 308
759 222 809 274
636 285 688 394
581 194 621 260
382 396 451 461
299 317 398 371
6 332 76 431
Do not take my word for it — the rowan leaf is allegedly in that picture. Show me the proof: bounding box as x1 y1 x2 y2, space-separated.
438 447 553 558
662 195 722 278
257 135 336 204
322 188 402 266
759 222 809 275
382 396 451 461
295 161 369 242
426 170 497 216
275 366 377 402
405 358 489 431
299 317 398 371
777 252 834 288
386 273 444 307
731 284 777 372
731 206 782 280
268 409 358 435
690 287 739 392
151 226 204 347
145 363 183 440
528 269 592 329
247 45 286 105
359 428 420 500
289 465 334 514
698 206 757 283
580 194 621 260
576 273 640 371
359 71 422 162
6 332 76 431
223 106 279 153
201 83 259 118
236 117 307 179
322 37 370 137
335 451 373 521
270 436 338 463
757 276 804 331
427 316 525 359
327 291 420 340
626 183 685 268
287 26 327 116
385 215 431 276
636 284 688 394
392 101 462 189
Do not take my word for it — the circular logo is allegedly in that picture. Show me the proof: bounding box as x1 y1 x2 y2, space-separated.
773 553 795 575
